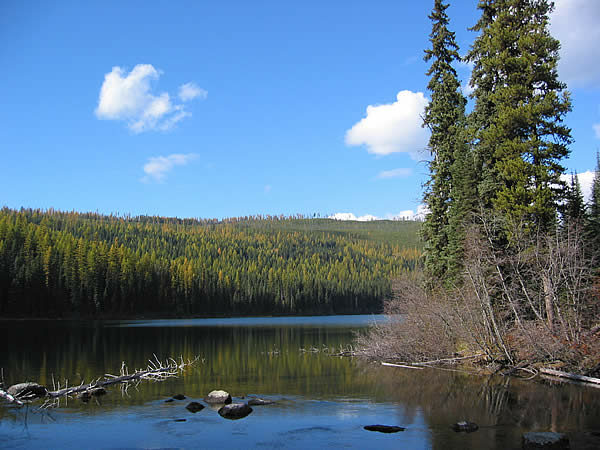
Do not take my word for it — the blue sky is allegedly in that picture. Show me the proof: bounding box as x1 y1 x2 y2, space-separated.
1 0 599 221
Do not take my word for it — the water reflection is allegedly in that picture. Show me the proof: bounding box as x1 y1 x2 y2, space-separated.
1 318 599 449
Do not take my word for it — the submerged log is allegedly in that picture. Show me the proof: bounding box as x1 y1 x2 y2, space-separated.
381 362 423 370
539 368 600 385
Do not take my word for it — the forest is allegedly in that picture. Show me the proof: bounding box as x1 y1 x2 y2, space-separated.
360 0 600 376
0 207 421 318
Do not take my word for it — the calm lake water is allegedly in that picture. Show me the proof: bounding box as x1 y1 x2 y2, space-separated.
1 315 599 449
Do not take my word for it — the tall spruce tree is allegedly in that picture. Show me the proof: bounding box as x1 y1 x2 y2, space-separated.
563 171 586 225
467 0 572 234
586 151 600 256
421 0 468 281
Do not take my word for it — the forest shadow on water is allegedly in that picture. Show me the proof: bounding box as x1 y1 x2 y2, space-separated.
1 317 600 449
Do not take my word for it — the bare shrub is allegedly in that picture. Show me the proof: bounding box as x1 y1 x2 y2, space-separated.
358 215 600 374
356 274 470 362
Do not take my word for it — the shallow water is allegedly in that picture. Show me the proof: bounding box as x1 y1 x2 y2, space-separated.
1 316 599 449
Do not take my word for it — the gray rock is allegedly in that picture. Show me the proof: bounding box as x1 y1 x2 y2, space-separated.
218 403 253 420
7 382 47 400
186 401 205 413
247 398 274 406
204 390 232 404
452 421 479 433
364 425 405 433
522 432 570 449
172 394 186 400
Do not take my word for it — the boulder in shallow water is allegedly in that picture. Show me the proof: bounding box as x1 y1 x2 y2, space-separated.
186 401 205 413
247 397 274 406
522 432 569 449
364 425 405 433
218 403 253 420
452 421 479 433
7 382 47 400
172 394 186 400
205 390 232 404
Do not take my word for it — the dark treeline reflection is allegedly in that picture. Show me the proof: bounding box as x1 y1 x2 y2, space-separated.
1 320 599 450
0 320 375 408
363 365 600 449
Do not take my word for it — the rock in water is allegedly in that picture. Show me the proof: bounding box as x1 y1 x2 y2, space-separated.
204 390 232 404
7 382 47 400
522 432 570 449
247 398 274 406
186 401 205 413
218 403 253 420
452 421 479 433
364 425 405 433
172 394 186 400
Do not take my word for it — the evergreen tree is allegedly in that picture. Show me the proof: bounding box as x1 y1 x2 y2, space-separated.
467 0 572 234
563 171 586 225
421 0 468 281
586 151 600 256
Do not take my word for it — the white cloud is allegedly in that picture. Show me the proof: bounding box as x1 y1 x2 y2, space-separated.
462 80 475 96
594 123 600 139
95 64 205 132
550 0 600 87
329 213 379 222
179 82 208 102
264 185 272 194
142 153 197 183
386 204 429 221
345 90 429 157
377 168 412 179
562 170 595 203
328 205 428 222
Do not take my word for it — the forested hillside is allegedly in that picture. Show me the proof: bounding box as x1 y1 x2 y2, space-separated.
0 208 421 318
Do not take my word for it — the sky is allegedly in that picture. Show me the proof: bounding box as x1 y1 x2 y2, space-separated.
1 0 599 221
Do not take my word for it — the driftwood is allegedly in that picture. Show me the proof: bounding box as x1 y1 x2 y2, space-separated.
1 355 199 408
539 368 600 385
404 353 486 367
381 362 424 370
0 387 24 406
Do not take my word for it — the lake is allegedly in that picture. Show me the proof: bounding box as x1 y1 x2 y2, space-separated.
1 315 599 449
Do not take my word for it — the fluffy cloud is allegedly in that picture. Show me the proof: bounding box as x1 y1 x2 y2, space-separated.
329 205 429 222
562 170 595 203
142 153 197 182
329 213 379 222
550 0 600 87
95 64 206 132
594 123 600 139
386 204 429 221
345 90 429 157
179 82 208 102
377 168 412 179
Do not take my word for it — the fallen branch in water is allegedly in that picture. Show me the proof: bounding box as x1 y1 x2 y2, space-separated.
1 355 200 408
411 353 486 366
381 362 424 370
0 387 24 406
539 368 600 385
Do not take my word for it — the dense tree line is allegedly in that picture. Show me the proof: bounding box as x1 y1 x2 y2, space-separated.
364 0 600 375
421 0 594 281
0 208 421 318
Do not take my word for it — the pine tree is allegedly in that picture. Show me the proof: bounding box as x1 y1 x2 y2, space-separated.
563 171 586 226
421 0 468 281
586 152 600 256
467 0 572 234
